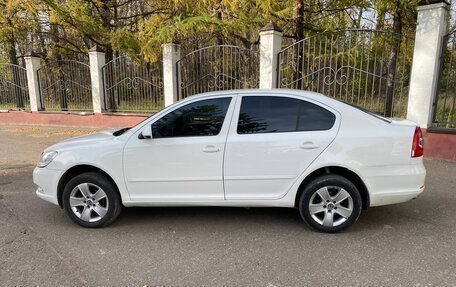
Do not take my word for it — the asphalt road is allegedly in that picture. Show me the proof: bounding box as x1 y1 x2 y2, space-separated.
0 125 455 287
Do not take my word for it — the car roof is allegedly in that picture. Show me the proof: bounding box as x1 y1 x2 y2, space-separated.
187 88 349 110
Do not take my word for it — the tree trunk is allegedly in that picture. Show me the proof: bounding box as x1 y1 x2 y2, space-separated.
375 9 385 31
8 37 24 108
6 17 23 108
8 39 18 66
357 8 363 28
99 0 114 62
385 0 402 117
215 0 223 45
293 0 305 89
294 0 305 41
99 0 115 110
50 24 69 111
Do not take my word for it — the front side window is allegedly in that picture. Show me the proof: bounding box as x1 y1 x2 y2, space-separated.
152 97 231 138
237 96 335 134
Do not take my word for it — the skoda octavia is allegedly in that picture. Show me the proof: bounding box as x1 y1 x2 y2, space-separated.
34 89 426 232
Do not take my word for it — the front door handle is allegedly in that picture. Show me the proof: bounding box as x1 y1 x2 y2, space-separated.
202 145 220 153
300 141 320 150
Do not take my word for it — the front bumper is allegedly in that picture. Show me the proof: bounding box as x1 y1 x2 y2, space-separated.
33 167 64 206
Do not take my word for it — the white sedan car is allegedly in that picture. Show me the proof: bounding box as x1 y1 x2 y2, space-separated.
34 89 426 233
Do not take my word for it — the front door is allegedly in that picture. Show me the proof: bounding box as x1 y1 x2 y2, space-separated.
224 94 340 200
123 96 234 202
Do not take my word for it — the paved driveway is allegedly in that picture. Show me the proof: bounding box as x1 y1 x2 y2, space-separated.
0 125 455 286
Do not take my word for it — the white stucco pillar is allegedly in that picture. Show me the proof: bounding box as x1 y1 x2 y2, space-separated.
89 45 106 113
24 53 42 112
259 22 283 89
163 43 181 107
407 1 450 128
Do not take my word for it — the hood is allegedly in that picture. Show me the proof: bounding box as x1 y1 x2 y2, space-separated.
46 129 117 152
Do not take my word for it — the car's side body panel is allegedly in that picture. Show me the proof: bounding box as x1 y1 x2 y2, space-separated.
34 135 131 205
33 89 426 211
320 103 425 206
223 92 341 200
122 95 238 202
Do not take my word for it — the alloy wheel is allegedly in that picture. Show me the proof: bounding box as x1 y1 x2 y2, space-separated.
69 183 109 223
308 186 353 227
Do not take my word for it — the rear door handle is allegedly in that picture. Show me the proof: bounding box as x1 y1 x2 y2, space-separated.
202 145 220 153
300 141 320 150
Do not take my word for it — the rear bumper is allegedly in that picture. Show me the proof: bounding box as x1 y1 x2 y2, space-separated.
369 186 425 207
366 162 426 207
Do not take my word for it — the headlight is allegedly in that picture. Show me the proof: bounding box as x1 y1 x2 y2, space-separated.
37 151 58 168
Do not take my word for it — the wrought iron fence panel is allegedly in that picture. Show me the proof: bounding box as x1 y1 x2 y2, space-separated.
177 45 259 100
102 55 163 113
278 29 414 118
38 60 92 112
433 30 456 129
0 63 29 110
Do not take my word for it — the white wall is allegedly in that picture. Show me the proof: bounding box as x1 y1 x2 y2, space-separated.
407 2 450 128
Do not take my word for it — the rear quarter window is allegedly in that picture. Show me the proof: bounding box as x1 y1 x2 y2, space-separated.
297 101 336 131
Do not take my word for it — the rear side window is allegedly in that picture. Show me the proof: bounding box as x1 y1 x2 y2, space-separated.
297 101 336 131
237 96 335 134
152 97 231 138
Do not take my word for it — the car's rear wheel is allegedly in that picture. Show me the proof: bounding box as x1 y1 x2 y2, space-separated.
62 172 122 228
299 174 362 233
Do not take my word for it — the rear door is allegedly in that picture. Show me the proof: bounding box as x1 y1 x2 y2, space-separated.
223 93 340 200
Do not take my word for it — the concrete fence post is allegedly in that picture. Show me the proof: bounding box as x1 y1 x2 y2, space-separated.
407 0 450 128
24 53 42 112
259 22 283 89
89 45 106 113
163 43 181 107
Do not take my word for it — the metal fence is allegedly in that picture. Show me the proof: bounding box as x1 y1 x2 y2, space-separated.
38 60 92 112
177 45 259 100
433 30 456 129
0 63 29 110
102 55 163 113
278 29 414 118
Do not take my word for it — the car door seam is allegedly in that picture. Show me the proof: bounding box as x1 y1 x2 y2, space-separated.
221 94 239 201
277 111 343 200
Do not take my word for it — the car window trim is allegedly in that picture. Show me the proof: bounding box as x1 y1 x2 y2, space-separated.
236 95 336 135
150 96 234 139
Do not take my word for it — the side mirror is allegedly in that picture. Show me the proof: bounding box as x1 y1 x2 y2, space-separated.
138 125 152 139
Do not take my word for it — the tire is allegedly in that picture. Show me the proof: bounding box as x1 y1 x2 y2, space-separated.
298 174 362 233
62 172 122 228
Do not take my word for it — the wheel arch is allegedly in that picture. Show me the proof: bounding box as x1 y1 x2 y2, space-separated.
294 166 370 210
57 164 121 208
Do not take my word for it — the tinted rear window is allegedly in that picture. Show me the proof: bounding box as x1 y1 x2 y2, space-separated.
298 101 336 131
238 96 335 134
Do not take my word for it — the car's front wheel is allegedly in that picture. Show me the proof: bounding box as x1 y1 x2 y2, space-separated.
299 174 362 233
62 172 122 228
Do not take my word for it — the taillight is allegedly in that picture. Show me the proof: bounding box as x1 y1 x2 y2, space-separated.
411 127 424 157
